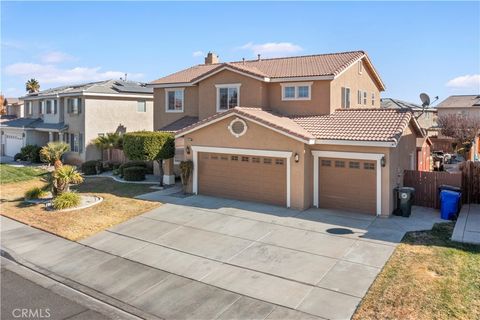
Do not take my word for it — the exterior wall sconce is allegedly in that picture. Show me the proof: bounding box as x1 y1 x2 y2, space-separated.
381 156 386 167
294 153 300 163
185 146 191 155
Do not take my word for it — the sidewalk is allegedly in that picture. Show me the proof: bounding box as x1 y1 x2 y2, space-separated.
0 216 320 320
452 204 480 244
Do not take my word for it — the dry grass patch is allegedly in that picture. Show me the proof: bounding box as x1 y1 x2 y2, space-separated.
354 223 480 320
0 177 160 241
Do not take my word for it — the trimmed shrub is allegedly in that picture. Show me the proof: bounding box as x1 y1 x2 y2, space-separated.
52 192 80 210
25 187 48 199
14 153 23 161
112 162 121 170
81 160 100 175
123 166 146 181
119 161 147 177
123 131 175 162
112 168 120 176
17 145 42 162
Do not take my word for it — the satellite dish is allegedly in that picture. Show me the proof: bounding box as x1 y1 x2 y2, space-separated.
420 93 430 108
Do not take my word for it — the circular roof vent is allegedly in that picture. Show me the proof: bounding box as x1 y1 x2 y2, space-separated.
228 118 247 138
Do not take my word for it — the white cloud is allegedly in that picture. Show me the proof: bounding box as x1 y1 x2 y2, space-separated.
40 51 75 63
5 63 144 84
192 50 205 57
238 42 303 58
446 74 480 89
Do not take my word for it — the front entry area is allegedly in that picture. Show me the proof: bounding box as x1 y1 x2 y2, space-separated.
318 157 377 215
198 152 287 206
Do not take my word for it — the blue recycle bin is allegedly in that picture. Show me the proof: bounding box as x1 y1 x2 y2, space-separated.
440 190 462 220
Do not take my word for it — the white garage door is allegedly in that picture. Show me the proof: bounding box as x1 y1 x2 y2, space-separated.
5 133 24 157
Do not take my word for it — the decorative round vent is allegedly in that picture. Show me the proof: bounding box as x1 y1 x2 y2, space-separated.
228 118 247 138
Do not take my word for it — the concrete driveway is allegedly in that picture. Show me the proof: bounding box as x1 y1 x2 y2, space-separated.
79 192 443 320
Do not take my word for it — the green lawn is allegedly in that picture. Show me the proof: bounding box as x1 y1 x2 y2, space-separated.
354 222 480 320
0 164 47 184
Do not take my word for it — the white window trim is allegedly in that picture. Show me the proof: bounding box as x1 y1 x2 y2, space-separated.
280 82 313 101
165 88 185 113
216 84 241 112
137 100 147 113
358 60 363 74
311 150 384 216
191 146 292 207
342 87 351 109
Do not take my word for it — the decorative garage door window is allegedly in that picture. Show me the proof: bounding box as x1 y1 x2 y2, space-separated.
228 118 247 138
5 134 22 140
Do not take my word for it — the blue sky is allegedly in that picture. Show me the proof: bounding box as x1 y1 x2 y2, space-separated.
1 1 479 104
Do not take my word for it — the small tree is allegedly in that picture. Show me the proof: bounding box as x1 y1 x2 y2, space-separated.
123 131 175 186
40 142 70 169
93 132 123 161
49 165 84 196
437 114 480 158
179 160 193 193
25 78 40 93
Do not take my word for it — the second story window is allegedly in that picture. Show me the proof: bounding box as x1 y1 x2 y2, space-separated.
281 82 312 101
341 87 351 108
39 100 44 114
45 100 57 114
371 92 375 106
26 101 33 115
137 101 146 112
67 98 82 114
363 91 367 105
216 84 240 112
165 89 184 113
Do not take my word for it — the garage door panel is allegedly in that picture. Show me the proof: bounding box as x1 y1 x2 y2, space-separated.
4 133 24 157
319 158 376 215
199 152 286 206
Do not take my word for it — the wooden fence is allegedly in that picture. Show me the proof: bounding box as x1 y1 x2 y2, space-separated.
102 148 127 164
460 161 480 204
403 170 462 208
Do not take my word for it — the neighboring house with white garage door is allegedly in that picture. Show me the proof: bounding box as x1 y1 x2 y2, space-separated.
150 50 429 216
0 80 153 164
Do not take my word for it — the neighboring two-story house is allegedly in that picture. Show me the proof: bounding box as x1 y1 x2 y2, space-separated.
0 80 153 164
150 50 428 216
435 95 480 159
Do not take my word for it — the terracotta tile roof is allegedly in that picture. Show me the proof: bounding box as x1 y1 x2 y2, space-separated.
436 95 480 109
152 51 366 85
158 116 199 133
175 107 415 144
291 108 413 143
175 107 315 142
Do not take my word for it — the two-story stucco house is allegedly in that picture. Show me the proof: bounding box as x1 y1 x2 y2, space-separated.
435 94 480 160
0 80 153 164
150 50 428 216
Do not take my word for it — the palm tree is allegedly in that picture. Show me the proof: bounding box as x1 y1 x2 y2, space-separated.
25 79 40 93
40 142 70 169
93 132 123 161
50 165 84 195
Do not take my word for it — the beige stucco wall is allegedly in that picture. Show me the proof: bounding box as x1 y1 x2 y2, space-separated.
330 58 382 112
181 114 419 215
267 80 331 116
198 70 266 120
63 96 86 164
83 96 154 161
182 115 308 209
153 86 199 130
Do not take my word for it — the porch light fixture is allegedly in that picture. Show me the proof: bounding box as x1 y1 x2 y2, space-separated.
381 156 386 167
185 146 191 155
294 153 300 163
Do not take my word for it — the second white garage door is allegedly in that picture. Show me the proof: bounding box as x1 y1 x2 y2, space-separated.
4 133 24 157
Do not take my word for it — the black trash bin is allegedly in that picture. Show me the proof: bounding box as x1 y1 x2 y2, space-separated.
394 187 415 217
